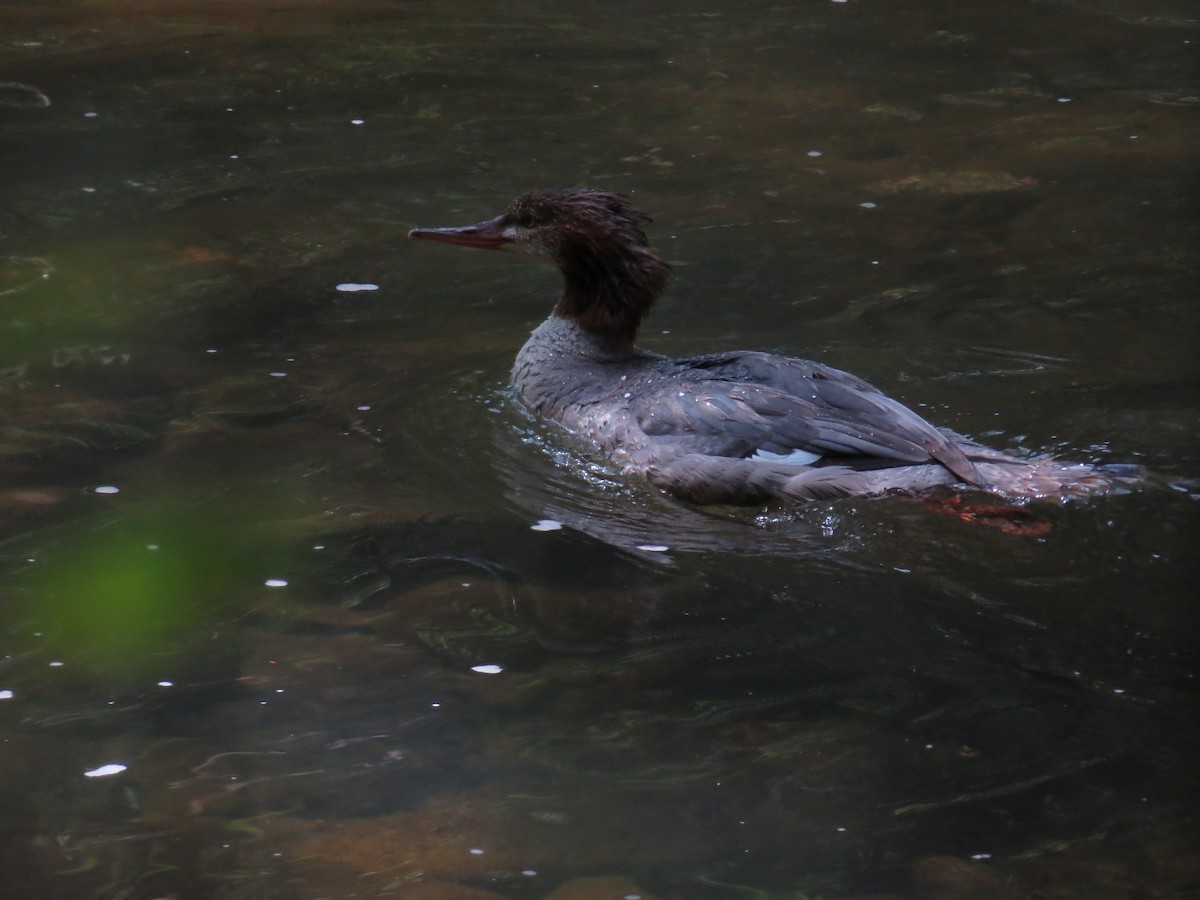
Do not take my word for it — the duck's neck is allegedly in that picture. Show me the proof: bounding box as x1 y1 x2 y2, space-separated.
550 241 669 348
524 313 642 364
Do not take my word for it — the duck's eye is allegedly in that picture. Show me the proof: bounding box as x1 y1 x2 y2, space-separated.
516 210 538 229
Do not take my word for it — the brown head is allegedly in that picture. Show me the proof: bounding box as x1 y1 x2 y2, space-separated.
410 188 671 345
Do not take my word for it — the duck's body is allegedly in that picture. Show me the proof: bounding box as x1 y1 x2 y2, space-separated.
411 189 1117 505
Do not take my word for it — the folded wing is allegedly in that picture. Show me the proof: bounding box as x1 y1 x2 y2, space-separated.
631 351 983 486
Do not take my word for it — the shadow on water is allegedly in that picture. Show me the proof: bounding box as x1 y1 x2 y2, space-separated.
1 0 1198 898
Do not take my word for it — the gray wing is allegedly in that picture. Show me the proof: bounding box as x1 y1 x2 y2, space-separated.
633 351 983 485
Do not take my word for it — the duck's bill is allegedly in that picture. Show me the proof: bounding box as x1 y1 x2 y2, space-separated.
408 215 508 250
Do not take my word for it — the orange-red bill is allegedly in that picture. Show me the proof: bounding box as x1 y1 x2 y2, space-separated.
408 214 508 250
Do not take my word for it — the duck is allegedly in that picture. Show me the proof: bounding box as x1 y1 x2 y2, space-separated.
410 188 1121 505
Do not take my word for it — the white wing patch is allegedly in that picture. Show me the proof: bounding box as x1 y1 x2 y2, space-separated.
750 447 824 466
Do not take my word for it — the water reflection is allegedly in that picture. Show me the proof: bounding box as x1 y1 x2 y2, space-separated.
0 0 1196 897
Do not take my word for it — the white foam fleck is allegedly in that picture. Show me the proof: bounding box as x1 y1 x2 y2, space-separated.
471 664 503 675
531 519 563 532
336 282 379 292
84 763 127 778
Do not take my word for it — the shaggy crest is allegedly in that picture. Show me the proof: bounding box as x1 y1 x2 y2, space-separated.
504 189 671 344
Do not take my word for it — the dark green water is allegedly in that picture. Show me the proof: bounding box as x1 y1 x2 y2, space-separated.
1 2 1197 898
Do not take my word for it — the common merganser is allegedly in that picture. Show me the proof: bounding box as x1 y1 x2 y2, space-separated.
410 188 1119 504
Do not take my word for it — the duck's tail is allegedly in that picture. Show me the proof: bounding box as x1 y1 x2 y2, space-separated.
974 457 1137 499
950 434 1141 500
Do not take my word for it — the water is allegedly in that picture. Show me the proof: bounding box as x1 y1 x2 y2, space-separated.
1 2 1197 897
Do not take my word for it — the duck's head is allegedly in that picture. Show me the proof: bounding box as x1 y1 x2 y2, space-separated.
410 188 670 345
